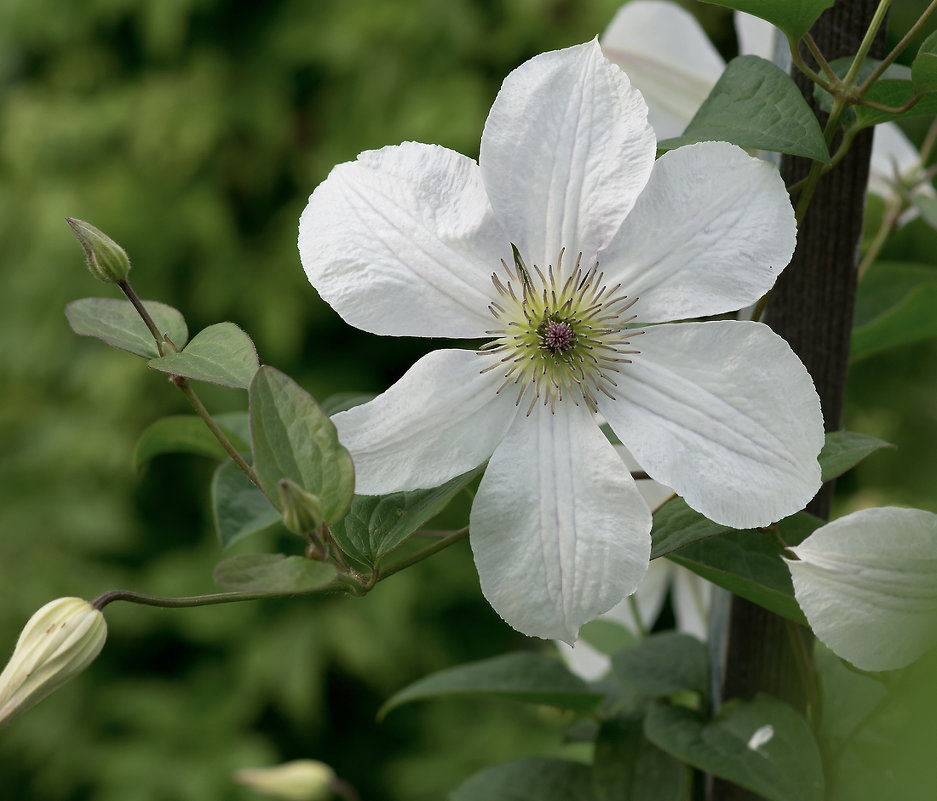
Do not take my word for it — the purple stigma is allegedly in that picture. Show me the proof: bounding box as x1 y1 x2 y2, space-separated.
542 320 575 353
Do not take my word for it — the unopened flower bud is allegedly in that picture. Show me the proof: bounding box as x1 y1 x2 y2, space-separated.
234 759 337 801
0 597 107 728
279 479 324 536
66 218 131 283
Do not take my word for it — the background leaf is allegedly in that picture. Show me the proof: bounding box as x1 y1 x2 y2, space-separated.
911 30 937 94
249 366 354 524
329 467 481 567
659 57 829 161
147 322 259 388
133 412 250 470
818 431 892 480
211 460 282 548
212 553 336 593
667 528 808 625
450 758 597 801
700 0 834 41
592 717 689 801
644 695 824 801
379 653 603 719
612 633 709 698
65 297 187 358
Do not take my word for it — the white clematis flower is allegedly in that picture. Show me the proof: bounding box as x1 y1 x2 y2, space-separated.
299 39 823 642
786 507 937 672
601 0 930 209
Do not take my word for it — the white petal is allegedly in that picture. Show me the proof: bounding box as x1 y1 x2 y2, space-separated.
735 11 777 60
480 40 656 270
299 142 509 338
470 402 652 642
787 507 937 671
332 349 517 494
601 1 724 140
601 142 796 322
556 558 672 681
599 321 823 527
868 123 928 199
671 567 713 642
614 443 674 510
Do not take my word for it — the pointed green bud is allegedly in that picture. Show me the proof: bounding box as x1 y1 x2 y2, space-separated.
66 218 131 283
278 479 324 537
234 760 337 801
0 597 107 728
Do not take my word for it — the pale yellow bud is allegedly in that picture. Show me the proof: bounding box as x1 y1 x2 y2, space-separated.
0 597 107 728
234 760 337 801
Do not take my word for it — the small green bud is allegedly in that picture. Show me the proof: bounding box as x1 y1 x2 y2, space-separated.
66 217 131 283
0 597 107 728
234 760 337 801
279 479 324 536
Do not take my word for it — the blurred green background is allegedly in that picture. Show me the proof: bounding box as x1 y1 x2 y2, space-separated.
1 0 936 799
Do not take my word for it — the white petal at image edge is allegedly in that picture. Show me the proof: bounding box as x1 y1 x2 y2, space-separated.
471 402 651 642
787 507 937 672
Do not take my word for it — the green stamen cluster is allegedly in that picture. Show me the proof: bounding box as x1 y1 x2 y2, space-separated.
478 247 641 414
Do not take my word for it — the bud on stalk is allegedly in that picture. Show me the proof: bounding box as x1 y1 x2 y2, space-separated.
65 218 131 283
0 597 107 728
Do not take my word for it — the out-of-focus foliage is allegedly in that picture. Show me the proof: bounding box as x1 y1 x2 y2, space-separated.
0 0 629 799
2 0 937 799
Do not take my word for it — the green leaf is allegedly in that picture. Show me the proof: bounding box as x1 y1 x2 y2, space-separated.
329 467 480 568
818 431 892 481
213 553 336 593
211 460 282 548
249 366 355 524
450 758 597 801
320 392 376 416
668 525 809 625
148 322 259 389
912 30 937 95
644 695 824 801
65 297 188 358
852 282 937 361
379 653 603 720
612 633 708 698
853 261 937 329
818 59 937 128
579 619 638 658
658 56 829 161
133 412 250 470
593 717 689 801
651 498 733 560
700 0 833 41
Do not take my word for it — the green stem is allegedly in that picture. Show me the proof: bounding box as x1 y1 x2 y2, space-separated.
628 594 648 638
784 620 821 726
92 583 342 611
377 527 470 582
858 193 904 280
173 376 263 489
788 35 832 90
801 33 837 84
117 279 165 355
858 0 937 94
844 0 892 92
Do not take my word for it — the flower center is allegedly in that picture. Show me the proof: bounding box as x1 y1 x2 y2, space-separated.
478 247 642 414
